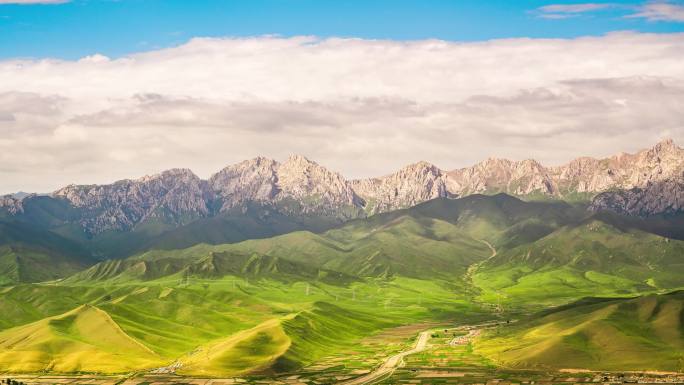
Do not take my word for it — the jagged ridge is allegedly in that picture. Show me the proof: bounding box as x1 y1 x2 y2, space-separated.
3 139 684 236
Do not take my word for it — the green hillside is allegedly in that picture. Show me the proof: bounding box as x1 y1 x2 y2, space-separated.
68 214 493 283
2 194 684 376
473 219 684 306
0 220 94 284
0 194 586 284
0 304 163 373
0 273 484 374
177 302 395 376
475 291 684 372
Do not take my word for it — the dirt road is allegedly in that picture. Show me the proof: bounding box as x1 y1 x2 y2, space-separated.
341 330 431 385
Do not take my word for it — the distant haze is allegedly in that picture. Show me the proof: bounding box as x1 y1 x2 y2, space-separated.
2 33 684 194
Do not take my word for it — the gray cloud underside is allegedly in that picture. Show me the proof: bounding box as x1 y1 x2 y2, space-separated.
1 33 684 193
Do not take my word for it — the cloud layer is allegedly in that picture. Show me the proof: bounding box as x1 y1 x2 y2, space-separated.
1 33 684 193
536 1 684 21
631 1 684 21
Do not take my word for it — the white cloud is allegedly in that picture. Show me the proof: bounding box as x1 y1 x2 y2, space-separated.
535 3 616 18
1 33 684 193
629 1 684 22
539 3 615 13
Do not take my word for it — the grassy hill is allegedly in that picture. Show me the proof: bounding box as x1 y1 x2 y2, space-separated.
178 302 395 376
68 214 493 283
4 197 340 260
0 304 163 373
0 275 484 374
475 291 684 372
473 219 684 306
0 220 95 284
2 194 684 375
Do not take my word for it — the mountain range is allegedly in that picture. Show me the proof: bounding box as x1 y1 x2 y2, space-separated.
2 139 684 375
0 139 682 285
3 139 684 237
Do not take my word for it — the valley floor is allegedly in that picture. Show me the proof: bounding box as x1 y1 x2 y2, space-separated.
5 321 684 385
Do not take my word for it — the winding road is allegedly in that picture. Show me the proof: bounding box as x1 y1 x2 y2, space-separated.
341 330 431 385
342 242 500 385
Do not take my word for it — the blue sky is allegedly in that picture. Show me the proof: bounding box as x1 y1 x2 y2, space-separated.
1 0 684 193
1 0 684 59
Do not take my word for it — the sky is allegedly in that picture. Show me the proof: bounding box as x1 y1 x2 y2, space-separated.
1 0 684 193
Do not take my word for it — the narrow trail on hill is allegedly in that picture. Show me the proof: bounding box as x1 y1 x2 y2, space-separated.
463 239 497 296
479 240 497 259
341 330 431 385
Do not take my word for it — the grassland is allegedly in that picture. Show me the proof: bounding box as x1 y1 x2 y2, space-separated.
474 291 684 372
2 194 684 377
0 304 163 373
0 273 487 375
472 219 684 308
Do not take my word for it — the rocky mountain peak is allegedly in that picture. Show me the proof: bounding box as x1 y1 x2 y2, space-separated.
586 139 684 217
0 195 24 215
209 157 279 210
277 155 362 215
139 168 199 182
283 154 315 165
398 161 442 175
351 161 448 214
53 168 211 235
652 138 678 154
446 156 555 196
8 139 684 235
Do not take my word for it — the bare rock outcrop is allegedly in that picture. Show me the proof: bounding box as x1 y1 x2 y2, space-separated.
53 168 211 234
9 139 684 235
0 195 24 215
352 161 449 214
446 158 556 197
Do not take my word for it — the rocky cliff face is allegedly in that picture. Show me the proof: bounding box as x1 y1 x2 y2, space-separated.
53 168 212 235
352 161 450 214
446 158 556 197
443 139 684 201
48 156 364 235
568 139 684 217
209 155 362 217
590 179 684 216
551 139 684 195
273 155 363 217
7 139 683 235
209 157 280 211
0 195 24 215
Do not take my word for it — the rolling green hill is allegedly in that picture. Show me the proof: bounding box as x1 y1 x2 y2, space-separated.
475 291 684 372
68 214 493 283
2 194 684 376
0 274 484 374
65 194 588 285
0 304 163 373
4 197 338 261
0 220 94 284
473 219 684 306
0 194 587 284
177 301 395 376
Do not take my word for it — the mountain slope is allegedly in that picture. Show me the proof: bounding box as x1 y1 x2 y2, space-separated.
473 218 684 306
69 214 493 282
178 301 395 376
3 139 684 263
62 194 592 285
475 291 684 372
0 304 163 373
0 220 94 284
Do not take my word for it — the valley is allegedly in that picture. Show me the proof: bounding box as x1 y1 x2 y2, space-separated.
2 141 684 383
